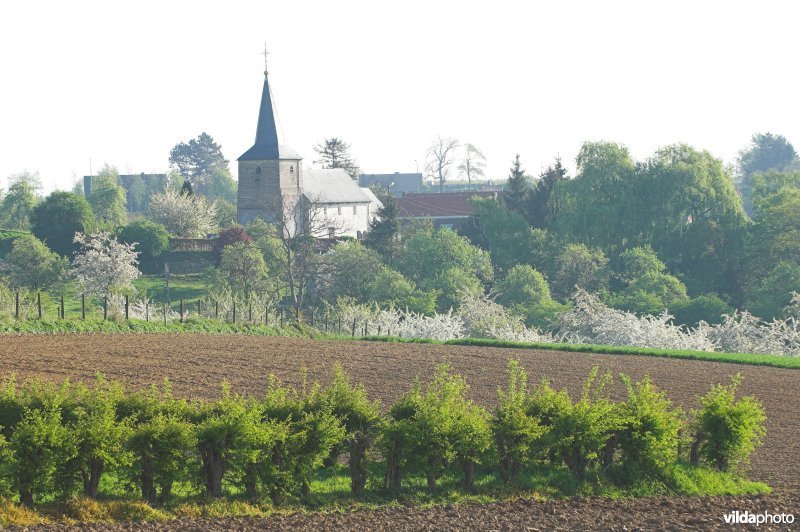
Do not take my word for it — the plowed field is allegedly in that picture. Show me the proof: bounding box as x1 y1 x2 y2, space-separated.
1 334 798 530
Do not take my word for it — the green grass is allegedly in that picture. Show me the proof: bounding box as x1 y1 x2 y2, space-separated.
0 462 770 526
133 273 209 305
359 336 800 370
0 316 316 337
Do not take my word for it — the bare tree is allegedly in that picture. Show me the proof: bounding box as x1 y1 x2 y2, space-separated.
264 194 348 319
457 143 487 190
425 136 459 193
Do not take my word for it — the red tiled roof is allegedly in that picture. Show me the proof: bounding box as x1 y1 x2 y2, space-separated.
397 192 498 218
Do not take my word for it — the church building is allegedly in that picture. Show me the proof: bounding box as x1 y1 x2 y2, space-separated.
237 64 381 239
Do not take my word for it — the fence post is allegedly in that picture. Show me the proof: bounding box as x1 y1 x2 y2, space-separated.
365 321 368 336
103 296 107 320
215 301 219 320
249 303 252 323
145 300 149 322
280 310 284 327
37 292 42 320
60 295 65 320
180 299 184 323
163 303 167 326
125 295 129 320
15 292 19 320
325 311 328 332
232 301 236 324
81 293 85 321
378 325 381 336
338 317 342 334
310 308 315 327
197 300 201 317
265 305 269 326
352 319 356 337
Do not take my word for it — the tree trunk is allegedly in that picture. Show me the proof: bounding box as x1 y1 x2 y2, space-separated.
426 456 439 491
349 435 369 494
84 459 104 498
460 458 476 492
690 432 704 466
201 448 226 497
141 452 156 505
19 486 34 508
157 481 173 507
244 463 258 500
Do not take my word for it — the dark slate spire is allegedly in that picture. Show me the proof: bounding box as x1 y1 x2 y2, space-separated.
238 68 280 161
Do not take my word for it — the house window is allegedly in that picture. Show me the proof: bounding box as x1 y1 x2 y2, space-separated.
328 227 335 239
337 206 342 215
353 205 357 215
323 207 327 215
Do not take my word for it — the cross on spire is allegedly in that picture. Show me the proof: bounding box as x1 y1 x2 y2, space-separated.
262 43 270 76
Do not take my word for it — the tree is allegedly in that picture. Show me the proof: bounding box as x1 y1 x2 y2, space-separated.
117 221 170 274
363 194 400 264
614 246 667 287
526 157 567 228
505 154 530 214
552 243 609 300
258 194 347 318
737 133 797 215
638 145 747 298
424 136 459 193
552 141 637 253
148 189 216 237
1 234 67 291
462 196 536 273
319 241 385 303
168 133 229 195
394 227 493 290
0 172 40 230
457 143 486 189
71 232 141 296
215 242 270 302
313 138 360 179
31 192 94 257
88 165 128 229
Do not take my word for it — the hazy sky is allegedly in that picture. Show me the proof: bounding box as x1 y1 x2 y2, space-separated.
1 0 798 193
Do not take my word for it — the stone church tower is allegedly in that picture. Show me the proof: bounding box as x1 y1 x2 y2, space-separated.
237 66 303 224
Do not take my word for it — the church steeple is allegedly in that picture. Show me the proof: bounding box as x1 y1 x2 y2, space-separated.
238 60 280 161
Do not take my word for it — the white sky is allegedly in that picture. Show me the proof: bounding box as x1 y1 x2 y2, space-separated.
1 0 798 193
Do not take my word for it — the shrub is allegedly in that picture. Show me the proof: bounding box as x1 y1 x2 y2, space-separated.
117 221 170 274
8 407 76 506
615 375 684 476
128 413 195 506
492 360 544 483
691 374 766 472
65 378 133 498
540 368 617 480
307 365 382 494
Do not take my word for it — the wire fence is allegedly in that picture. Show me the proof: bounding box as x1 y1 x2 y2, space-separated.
0 290 391 338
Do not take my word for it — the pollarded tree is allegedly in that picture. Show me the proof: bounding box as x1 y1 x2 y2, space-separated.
71 232 141 297
313 138 360 179
1 234 68 291
0 172 40 230
88 165 128 228
425 136 459 193
148 189 216 237
31 192 94 257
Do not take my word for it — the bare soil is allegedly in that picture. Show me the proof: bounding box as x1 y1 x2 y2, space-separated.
1 334 798 530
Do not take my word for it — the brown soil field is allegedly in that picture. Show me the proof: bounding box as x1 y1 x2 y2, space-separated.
1 334 798 530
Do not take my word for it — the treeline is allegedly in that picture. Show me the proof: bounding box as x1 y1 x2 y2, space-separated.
0 364 766 507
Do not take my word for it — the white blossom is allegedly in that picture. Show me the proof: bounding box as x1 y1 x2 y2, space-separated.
148 189 216 237
72 232 141 297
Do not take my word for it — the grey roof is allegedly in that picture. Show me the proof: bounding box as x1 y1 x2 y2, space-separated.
238 74 302 161
303 168 371 204
360 187 384 209
359 172 422 194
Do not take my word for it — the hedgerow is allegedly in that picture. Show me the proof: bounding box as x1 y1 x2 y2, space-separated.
0 364 767 514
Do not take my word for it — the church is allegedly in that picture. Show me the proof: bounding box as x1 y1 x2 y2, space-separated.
236 64 381 239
